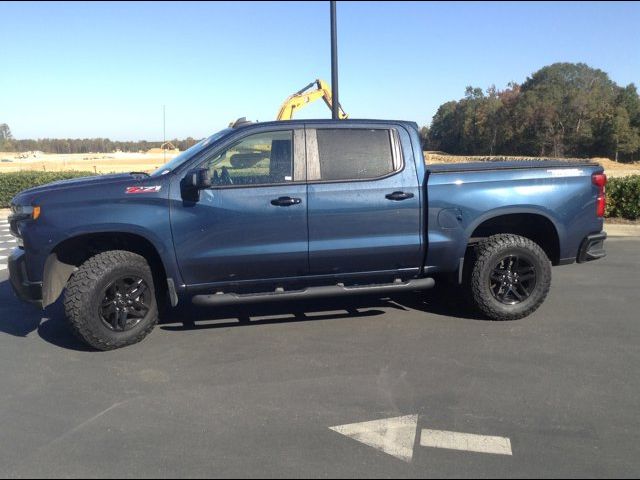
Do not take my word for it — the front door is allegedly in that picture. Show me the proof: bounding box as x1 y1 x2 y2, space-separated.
171 128 308 287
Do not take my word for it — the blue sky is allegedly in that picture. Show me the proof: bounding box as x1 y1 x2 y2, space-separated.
1 1 639 141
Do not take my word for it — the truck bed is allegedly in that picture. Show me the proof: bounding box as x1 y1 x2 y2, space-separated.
424 158 604 275
427 159 598 174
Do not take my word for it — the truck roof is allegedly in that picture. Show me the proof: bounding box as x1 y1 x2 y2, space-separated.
229 118 419 131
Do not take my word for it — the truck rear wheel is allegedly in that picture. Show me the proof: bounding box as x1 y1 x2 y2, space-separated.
468 234 551 321
63 250 158 350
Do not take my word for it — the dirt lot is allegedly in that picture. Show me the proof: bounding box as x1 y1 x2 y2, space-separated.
0 151 180 174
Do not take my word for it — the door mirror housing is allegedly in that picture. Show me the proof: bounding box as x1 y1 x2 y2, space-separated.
181 168 211 201
184 168 212 190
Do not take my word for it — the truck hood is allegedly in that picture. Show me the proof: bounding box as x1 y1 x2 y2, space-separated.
18 173 145 197
11 173 154 206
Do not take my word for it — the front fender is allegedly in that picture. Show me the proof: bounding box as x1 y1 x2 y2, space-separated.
58 222 181 281
37 224 181 308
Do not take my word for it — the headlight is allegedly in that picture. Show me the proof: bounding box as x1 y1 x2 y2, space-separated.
11 204 32 215
8 204 40 243
10 204 40 220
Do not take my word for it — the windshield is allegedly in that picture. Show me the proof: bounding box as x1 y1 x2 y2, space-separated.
150 129 232 177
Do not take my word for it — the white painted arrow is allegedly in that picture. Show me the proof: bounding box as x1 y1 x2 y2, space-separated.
330 415 418 462
330 415 512 462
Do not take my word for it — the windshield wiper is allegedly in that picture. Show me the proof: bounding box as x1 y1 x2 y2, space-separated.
130 171 150 176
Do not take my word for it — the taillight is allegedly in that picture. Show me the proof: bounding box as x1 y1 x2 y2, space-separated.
592 173 607 188
592 173 607 217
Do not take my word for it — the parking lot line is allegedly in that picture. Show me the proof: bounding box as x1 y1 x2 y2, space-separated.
420 429 512 456
0 219 15 272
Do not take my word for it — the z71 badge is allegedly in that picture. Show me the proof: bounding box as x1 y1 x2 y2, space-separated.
125 185 162 194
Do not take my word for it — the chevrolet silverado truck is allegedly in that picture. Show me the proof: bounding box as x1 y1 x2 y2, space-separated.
8 119 607 350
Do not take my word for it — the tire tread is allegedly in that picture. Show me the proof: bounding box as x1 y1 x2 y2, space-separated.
63 250 157 350
469 234 551 321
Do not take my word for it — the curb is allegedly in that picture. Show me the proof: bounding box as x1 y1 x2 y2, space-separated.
605 223 640 237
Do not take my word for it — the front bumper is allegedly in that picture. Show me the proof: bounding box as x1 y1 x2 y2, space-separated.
8 248 43 307
577 231 607 263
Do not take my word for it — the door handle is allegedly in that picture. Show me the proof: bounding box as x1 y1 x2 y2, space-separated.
270 196 302 207
385 191 414 201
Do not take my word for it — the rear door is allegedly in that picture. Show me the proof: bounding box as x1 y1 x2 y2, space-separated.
171 127 308 287
306 124 422 276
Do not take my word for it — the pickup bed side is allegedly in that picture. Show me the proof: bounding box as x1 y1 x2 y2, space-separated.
425 162 604 276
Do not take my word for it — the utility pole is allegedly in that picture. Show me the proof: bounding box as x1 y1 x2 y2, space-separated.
330 1 339 120
163 104 166 163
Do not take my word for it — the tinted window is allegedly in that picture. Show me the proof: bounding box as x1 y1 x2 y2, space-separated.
202 131 293 186
316 129 394 181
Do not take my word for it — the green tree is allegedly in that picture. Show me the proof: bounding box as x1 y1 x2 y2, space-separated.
515 63 618 156
0 123 13 151
424 63 640 160
0 123 11 140
419 126 430 150
617 84 640 128
610 106 640 161
428 101 461 153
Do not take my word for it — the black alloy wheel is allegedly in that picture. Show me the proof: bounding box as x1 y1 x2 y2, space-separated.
467 234 551 321
99 276 151 332
489 254 537 305
65 250 159 350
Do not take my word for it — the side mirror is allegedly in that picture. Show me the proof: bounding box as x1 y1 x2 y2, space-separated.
181 168 211 201
185 168 212 190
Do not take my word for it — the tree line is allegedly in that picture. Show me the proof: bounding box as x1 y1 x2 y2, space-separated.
422 63 640 161
0 126 200 154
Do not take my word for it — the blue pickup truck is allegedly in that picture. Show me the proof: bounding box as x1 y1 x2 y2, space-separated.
8 119 607 350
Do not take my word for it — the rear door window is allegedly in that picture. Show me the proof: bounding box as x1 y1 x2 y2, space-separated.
312 128 399 181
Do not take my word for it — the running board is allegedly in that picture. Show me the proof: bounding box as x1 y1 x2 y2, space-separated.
192 277 435 307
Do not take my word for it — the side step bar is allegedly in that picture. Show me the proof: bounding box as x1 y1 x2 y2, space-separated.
192 277 435 307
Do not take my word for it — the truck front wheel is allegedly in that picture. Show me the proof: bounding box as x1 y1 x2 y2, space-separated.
468 234 551 321
63 250 158 350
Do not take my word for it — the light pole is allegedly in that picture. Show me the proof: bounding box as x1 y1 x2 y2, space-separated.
163 104 166 162
330 1 339 120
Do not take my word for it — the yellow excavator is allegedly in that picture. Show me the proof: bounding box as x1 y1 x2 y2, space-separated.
276 79 348 120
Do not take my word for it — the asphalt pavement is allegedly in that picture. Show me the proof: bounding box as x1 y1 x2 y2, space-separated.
0 238 638 478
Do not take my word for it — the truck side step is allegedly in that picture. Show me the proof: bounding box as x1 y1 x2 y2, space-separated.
191 277 435 307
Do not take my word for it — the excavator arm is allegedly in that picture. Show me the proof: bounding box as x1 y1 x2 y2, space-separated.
277 79 348 120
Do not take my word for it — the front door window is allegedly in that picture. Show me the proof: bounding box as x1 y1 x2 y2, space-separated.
202 131 294 186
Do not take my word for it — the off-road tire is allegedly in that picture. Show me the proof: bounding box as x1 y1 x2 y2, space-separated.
64 250 158 350
468 234 551 321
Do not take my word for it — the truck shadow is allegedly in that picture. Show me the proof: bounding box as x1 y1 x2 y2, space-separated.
0 279 43 337
0 278 485 351
159 283 486 331
0 279 92 351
